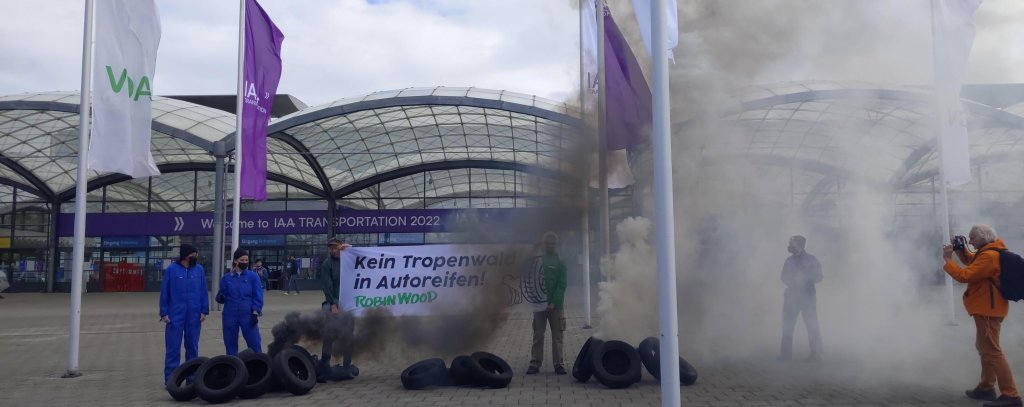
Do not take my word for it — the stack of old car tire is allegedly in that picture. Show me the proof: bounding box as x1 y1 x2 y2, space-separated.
164 345 319 403
572 336 698 389
401 352 513 390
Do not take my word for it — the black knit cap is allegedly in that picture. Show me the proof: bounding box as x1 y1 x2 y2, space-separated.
233 248 249 261
179 244 198 260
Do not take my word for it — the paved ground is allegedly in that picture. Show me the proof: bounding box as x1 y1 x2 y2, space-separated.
0 289 999 406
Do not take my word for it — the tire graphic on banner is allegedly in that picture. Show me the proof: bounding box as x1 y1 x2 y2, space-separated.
520 255 547 304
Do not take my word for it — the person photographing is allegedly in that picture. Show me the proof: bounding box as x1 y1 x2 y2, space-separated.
943 224 1021 407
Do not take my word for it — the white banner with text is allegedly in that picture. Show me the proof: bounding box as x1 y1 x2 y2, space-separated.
340 244 551 316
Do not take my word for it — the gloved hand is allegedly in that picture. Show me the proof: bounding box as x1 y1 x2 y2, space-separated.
215 293 225 304
249 312 259 326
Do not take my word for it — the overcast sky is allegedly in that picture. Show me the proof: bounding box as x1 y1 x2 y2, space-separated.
1 0 1023 108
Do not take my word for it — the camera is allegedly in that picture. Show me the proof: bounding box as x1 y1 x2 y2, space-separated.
951 235 968 251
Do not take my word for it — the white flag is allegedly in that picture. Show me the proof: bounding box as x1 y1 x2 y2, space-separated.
933 0 981 186
630 0 678 62
89 0 161 178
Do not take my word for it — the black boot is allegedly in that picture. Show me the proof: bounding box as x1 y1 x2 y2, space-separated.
984 395 1024 407
966 387 998 402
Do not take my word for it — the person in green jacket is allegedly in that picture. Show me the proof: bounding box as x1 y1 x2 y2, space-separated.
317 237 353 381
527 232 568 375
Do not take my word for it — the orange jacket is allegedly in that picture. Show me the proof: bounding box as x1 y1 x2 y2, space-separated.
944 239 1009 317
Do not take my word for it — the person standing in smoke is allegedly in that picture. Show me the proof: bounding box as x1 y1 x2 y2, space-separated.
159 244 208 383
527 232 568 375
216 248 264 355
778 235 823 362
318 237 354 381
943 224 1022 407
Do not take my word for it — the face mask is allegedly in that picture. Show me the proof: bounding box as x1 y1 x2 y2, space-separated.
237 262 249 269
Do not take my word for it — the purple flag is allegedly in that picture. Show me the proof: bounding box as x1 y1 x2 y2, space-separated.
240 0 284 201
604 10 652 150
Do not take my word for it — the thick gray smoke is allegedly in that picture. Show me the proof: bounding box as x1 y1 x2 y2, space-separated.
592 0 1024 391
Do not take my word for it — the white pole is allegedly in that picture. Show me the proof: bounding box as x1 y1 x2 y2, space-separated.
930 0 956 325
582 184 593 328
578 0 592 329
596 0 611 282
231 0 245 256
65 0 95 379
652 0 681 405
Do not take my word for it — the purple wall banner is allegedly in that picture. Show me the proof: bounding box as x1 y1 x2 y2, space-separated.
57 209 577 238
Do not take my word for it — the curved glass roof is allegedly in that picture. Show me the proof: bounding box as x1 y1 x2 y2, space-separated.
265 86 581 198
674 80 1024 215
0 88 581 208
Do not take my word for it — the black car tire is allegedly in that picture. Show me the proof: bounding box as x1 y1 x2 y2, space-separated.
449 355 474 386
237 351 274 399
466 352 513 389
165 356 208 402
401 358 448 390
637 336 698 385
591 340 641 389
272 347 317 395
195 355 249 403
572 337 603 383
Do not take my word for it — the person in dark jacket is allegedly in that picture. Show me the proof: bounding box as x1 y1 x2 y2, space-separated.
944 224 1021 407
159 244 208 382
317 237 353 381
779 235 823 362
527 232 568 375
253 259 270 291
284 255 301 295
216 248 263 355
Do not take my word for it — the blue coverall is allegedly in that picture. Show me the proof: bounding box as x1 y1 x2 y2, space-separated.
217 269 264 355
159 261 209 381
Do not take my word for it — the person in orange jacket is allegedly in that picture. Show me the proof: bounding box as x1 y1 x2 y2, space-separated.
943 224 1022 407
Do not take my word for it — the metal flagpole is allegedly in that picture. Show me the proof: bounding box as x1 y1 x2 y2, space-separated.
232 0 246 256
652 0 681 404
65 0 95 379
930 0 957 325
596 0 611 282
578 0 593 329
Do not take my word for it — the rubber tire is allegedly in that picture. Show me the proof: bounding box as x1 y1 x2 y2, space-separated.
401 358 447 390
165 356 208 402
289 344 316 368
572 337 603 383
237 351 274 399
449 355 474 386
195 355 249 404
466 352 513 389
591 340 641 389
637 336 699 385
638 337 661 379
272 347 317 395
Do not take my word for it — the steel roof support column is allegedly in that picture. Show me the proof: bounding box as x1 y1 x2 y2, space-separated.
211 141 227 311
47 199 61 293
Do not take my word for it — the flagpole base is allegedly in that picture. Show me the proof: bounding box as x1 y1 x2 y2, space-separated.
62 370 82 378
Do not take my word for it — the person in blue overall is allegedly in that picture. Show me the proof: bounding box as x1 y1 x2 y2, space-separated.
216 248 264 355
159 244 209 382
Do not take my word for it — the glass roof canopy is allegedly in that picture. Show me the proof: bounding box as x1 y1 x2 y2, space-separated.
5 82 1024 215
0 87 582 207
675 81 1024 203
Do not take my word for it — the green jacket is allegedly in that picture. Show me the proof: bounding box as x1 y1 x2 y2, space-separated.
542 253 568 309
319 256 340 305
